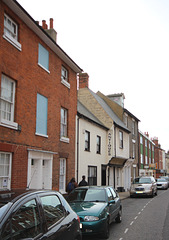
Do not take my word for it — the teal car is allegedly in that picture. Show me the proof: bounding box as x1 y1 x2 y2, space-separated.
66 186 122 239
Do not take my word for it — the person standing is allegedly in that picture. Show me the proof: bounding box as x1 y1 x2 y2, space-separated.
66 177 78 194
79 175 88 186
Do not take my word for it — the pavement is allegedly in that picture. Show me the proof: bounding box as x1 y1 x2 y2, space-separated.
118 191 130 200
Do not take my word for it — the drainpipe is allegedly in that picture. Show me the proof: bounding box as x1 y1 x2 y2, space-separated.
114 124 116 189
76 117 79 183
137 129 140 176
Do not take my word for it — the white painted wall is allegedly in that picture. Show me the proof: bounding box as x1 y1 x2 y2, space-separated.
76 117 108 185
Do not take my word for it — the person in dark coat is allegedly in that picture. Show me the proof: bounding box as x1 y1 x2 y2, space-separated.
66 177 78 194
79 175 88 186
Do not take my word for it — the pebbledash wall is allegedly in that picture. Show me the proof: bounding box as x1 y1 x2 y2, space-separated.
0 0 82 192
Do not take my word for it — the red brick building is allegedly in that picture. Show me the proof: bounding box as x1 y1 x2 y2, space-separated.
0 0 82 192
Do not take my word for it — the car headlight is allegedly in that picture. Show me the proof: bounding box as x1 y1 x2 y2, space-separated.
84 216 99 222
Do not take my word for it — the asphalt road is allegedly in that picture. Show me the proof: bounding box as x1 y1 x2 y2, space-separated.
83 189 169 240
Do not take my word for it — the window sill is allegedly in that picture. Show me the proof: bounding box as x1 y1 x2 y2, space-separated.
60 136 70 143
35 132 48 138
0 119 18 130
61 79 70 89
38 63 50 74
3 34 22 51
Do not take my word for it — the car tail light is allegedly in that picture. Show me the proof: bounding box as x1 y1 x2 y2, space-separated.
77 215 80 224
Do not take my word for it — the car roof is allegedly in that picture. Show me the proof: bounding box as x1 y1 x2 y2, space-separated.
74 186 114 190
0 189 59 204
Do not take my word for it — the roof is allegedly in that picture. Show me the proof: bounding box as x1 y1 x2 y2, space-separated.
77 101 108 130
124 108 140 122
3 0 83 73
89 90 130 133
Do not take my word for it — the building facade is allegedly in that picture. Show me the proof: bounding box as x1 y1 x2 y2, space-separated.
139 131 156 177
0 0 82 192
78 73 131 191
76 100 109 186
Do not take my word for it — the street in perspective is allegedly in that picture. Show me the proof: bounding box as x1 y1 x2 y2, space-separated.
83 189 169 240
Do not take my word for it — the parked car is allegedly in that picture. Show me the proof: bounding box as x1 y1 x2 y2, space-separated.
66 186 122 239
130 176 157 198
0 190 82 240
159 176 169 187
156 178 168 190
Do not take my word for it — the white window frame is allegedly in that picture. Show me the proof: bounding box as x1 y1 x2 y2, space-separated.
61 66 70 89
59 158 66 193
85 130 90 151
3 14 21 51
132 141 135 159
0 75 18 130
60 108 69 143
132 119 135 135
96 135 101 154
119 131 123 149
0 152 12 190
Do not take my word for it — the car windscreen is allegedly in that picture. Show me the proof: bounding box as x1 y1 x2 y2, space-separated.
133 178 151 184
67 189 106 202
157 179 167 182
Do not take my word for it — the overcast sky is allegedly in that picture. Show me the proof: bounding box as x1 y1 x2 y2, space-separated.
17 0 169 151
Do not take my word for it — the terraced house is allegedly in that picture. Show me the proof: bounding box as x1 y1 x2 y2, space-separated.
0 0 82 192
77 73 133 191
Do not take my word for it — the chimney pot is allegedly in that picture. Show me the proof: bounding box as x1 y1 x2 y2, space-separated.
42 20 46 29
50 18 54 29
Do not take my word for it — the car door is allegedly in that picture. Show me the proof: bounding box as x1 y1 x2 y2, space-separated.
109 187 120 218
106 188 117 223
0 197 43 240
39 194 71 240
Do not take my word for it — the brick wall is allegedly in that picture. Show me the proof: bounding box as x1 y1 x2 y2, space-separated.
0 1 78 190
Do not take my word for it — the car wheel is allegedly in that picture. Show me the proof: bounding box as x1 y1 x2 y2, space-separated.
102 218 110 239
115 209 122 223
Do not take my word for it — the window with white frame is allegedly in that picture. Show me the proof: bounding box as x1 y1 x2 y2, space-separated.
119 131 123 148
59 158 66 193
36 93 48 136
152 146 155 163
88 166 97 185
61 66 70 88
132 141 135 159
0 152 12 190
149 142 151 164
3 14 21 50
60 108 68 138
85 131 90 151
96 135 101 154
140 135 143 164
38 43 49 72
132 119 135 135
0 75 18 129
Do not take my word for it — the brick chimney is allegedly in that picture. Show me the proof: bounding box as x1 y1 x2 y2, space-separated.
153 137 158 146
79 73 89 88
41 18 57 43
144 132 149 138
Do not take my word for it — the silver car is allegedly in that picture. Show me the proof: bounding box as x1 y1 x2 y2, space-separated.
157 178 168 190
130 176 157 198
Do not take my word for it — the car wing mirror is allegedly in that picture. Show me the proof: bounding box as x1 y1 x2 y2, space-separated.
109 199 115 205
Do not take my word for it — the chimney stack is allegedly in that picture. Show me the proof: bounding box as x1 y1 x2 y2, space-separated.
41 19 57 43
79 73 89 88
